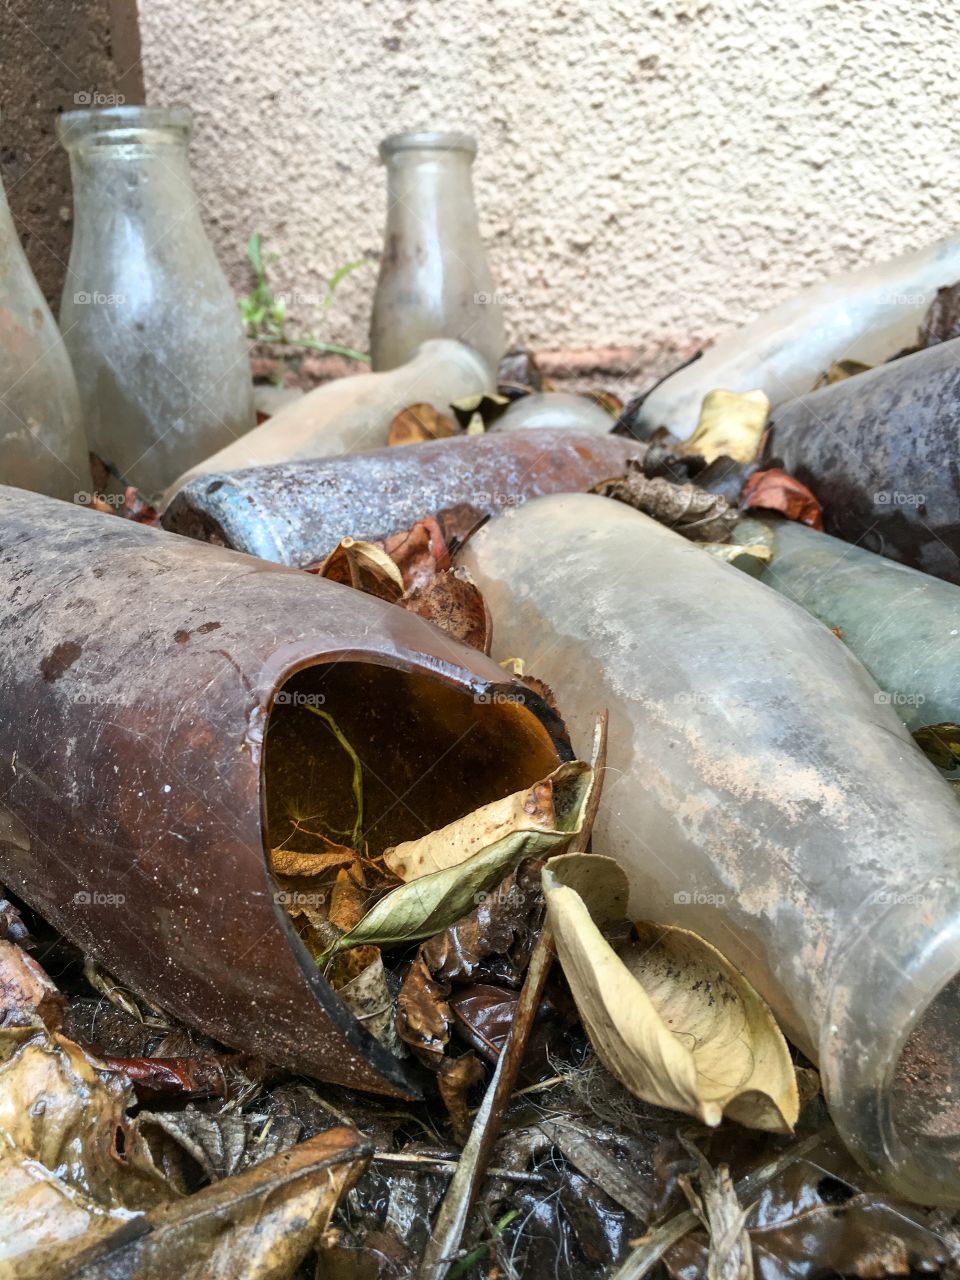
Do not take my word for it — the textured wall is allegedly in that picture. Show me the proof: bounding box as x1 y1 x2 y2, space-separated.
139 0 960 389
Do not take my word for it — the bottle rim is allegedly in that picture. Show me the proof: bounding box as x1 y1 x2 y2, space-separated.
820 868 960 1206
58 105 193 148
379 130 477 160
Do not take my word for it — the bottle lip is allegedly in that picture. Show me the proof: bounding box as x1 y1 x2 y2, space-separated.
820 868 960 1205
58 105 193 149
379 130 477 160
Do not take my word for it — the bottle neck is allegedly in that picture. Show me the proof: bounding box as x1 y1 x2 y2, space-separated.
66 140 205 243
383 150 479 232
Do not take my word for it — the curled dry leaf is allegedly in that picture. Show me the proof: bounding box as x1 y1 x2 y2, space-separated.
811 358 873 390
311 536 405 601
438 1053 486 1145
70 1127 371 1280
683 389 770 464
325 763 592 958
739 468 824 531
382 516 450 592
337 954 404 1056
384 761 589 883
387 402 458 447
542 853 799 1134
401 566 492 654
595 463 737 542
677 1140 754 1280
396 951 452 1066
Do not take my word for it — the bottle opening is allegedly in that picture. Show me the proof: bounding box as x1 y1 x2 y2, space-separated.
891 971 960 1184
58 105 193 149
379 130 477 161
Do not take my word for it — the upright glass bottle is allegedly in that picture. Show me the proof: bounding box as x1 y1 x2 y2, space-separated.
369 131 505 374
58 107 255 499
0 165 91 501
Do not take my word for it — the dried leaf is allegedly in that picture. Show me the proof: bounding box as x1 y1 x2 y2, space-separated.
140 1108 301 1185
400 567 492 654
700 542 772 577
913 722 960 771
384 761 590 882
0 937 67 1031
387 402 458 446
739 468 824 530
70 1127 371 1280
811 359 873 390
596 464 737 542
328 863 369 933
312 537 405 602
450 392 510 431
421 862 542 984
542 854 799 1133
327 764 592 957
397 952 452 1066
337 953 404 1056
269 845 356 877
683 389 770 464
382 516 450 593
918 281 960 349
677 1141 754 1280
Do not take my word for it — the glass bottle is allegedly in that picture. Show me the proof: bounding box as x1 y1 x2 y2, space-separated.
58 106 255 500
462 492 960 1204
164 338 491 501
638 232 960 439
0 167 91 501
369 131 504 375
494 391 614 435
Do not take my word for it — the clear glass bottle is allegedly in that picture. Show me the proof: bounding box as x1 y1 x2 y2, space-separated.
0 167 91 501
58 106 255 499
462 493 960 1205
494 392 614 435
369 131 504 375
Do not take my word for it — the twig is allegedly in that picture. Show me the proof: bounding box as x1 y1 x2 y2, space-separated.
416 712 609 1280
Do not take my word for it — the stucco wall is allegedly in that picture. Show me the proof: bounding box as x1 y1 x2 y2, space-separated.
139 0 959 390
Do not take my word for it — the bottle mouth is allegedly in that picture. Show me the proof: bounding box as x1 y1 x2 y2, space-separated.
821 871 960 1205
379 130 477 160
58 105 193 149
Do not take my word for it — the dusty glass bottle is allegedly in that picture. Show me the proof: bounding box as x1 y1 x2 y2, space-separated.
0 167 91 500
58 106 255 499
462 494 960 1205
369 131 504 375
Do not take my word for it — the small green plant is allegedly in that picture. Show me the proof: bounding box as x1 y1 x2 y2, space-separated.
238 232 371 363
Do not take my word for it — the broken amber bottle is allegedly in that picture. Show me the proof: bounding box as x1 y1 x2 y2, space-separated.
369 131 504 374
0 164 91 500
0 484 565 1097
462 493 960 1205
58 106 255 499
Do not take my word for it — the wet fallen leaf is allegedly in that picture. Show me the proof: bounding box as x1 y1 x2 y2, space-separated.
387 402 458 446
70 1127 371 1280
595 463 737 542
385 761 591 882
327 764 592 957
683 390 770 464
0 937 66 1031
396 951 452 1066
140 1107 302 1188
663 1155 950 1279
913 723 960 772
400 567 492 653
542 854 799 1133
811 359 872 390
0 1022 172 1276
312 537 404 601
438 1053 486 1144
95 1052 227 1103
739 469 824 530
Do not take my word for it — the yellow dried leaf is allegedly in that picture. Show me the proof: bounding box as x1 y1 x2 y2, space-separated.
683 389 770 463
543 854 799 1133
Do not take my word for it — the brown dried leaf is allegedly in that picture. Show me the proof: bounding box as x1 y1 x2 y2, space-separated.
811 358 873 390
312 537 404 602
740 468 824 530
269 846 356 878
336 954 403 1056
596 462 737 542
0 937 67 1031
396 951 452 1067
913 722 960 771
438 1053 486 1145
381 516 450 593
400 566 492 653
70 1127 371 1280
387 401 458 447
677 1142 754 1280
